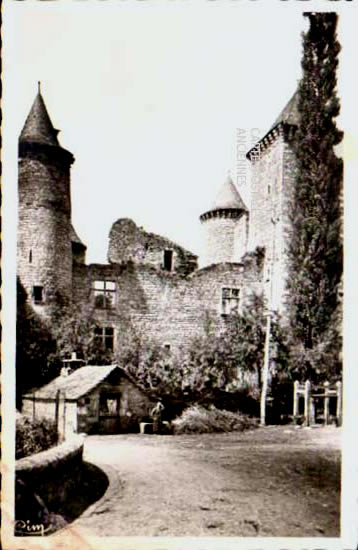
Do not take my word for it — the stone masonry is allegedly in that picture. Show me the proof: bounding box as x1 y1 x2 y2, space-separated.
17 87 300 357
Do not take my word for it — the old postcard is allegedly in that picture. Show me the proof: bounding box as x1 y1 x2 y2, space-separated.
2 1 358 549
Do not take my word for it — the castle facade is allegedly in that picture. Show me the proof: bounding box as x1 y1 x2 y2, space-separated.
17 87 299 356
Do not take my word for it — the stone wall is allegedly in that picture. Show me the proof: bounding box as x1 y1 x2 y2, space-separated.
108 218 198 276
247 128 298 312
17 145 74 321
73 259 262 354
234 212 250 262
77 371 155 433
21 398 78 440
15 435 84 514
200 213 242 267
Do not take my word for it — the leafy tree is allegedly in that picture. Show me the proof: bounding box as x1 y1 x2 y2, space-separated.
52 304 114 365
286 12 343 382
116 293 288 410
224 293 289 396
16 278 58 408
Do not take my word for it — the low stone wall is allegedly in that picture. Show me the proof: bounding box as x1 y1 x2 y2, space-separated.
16 435 84 514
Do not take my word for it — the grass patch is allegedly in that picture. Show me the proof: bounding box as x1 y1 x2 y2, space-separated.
172 405 258 434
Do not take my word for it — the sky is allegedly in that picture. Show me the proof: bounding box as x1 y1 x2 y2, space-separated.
3 2 356 266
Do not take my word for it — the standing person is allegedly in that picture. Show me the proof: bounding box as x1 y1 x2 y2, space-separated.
151 400 164 434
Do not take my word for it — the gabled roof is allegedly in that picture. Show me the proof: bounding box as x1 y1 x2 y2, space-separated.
20 86 60 146
24 365 120 400
211 175 247 211
269 89 300 132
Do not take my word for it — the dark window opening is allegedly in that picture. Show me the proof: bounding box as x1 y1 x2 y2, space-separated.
94 326 114 351
93 280 116 309
99 393 119 416
33 286 44 304
221 287 240 315
29 250 32 263
267 184 271 195
164 250 173 272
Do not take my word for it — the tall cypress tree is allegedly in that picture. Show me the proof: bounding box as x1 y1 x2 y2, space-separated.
286 12 343 381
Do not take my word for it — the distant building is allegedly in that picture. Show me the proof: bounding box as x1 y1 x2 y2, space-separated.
17 86 299 357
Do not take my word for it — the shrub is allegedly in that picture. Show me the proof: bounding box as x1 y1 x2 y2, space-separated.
172 405 258 435
16 414 58 460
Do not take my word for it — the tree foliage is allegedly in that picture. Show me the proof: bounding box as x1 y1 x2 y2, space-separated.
52 304 114 365
16 280 114 409
116 293 288 407
16 278 58 407
286 12 343 382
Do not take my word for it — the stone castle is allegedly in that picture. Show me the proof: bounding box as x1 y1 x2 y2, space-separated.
17 86 299 356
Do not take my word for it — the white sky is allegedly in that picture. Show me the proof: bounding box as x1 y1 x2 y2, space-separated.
3 2 311 264
3 3 357 265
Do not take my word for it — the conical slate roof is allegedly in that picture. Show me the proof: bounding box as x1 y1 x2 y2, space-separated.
211 175 247 211
270 89 300 131
20 85 60 146
70 225 87 249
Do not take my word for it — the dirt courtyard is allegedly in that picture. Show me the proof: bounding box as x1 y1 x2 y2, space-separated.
60 425 341 538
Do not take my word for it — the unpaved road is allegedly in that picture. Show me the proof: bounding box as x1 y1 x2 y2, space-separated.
62 426 340 537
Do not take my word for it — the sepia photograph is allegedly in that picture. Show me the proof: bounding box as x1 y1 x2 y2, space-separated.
2 1 358 549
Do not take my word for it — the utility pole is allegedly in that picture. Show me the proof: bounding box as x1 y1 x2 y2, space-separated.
260 310 272 426
260 215 278 426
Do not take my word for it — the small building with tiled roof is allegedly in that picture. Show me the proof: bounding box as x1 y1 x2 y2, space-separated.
22 365 156 437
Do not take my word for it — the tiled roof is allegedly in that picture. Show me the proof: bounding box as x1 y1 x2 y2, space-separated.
270 89 300 131
210 175 247 211
24 365 120 400
20 88 60 146
246 89 300 160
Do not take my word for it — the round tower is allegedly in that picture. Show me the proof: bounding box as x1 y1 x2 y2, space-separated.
200 175 247 267
17 84 75 320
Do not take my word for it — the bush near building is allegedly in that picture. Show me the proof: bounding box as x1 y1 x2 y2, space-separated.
172 405 258 435
16 414 58 460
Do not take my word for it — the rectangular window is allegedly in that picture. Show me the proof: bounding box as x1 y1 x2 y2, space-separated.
94 326 114 351
93 280 116 309
221 288 240 315
33 286 44 304
163 250 173 272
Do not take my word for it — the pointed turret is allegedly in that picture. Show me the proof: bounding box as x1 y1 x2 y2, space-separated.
200 175 247 221
20 83 60 147
17 85 75 321
200 175 248 267
210 174 247 212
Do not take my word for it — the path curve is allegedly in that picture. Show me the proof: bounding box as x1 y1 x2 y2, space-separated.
59 426 340 537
